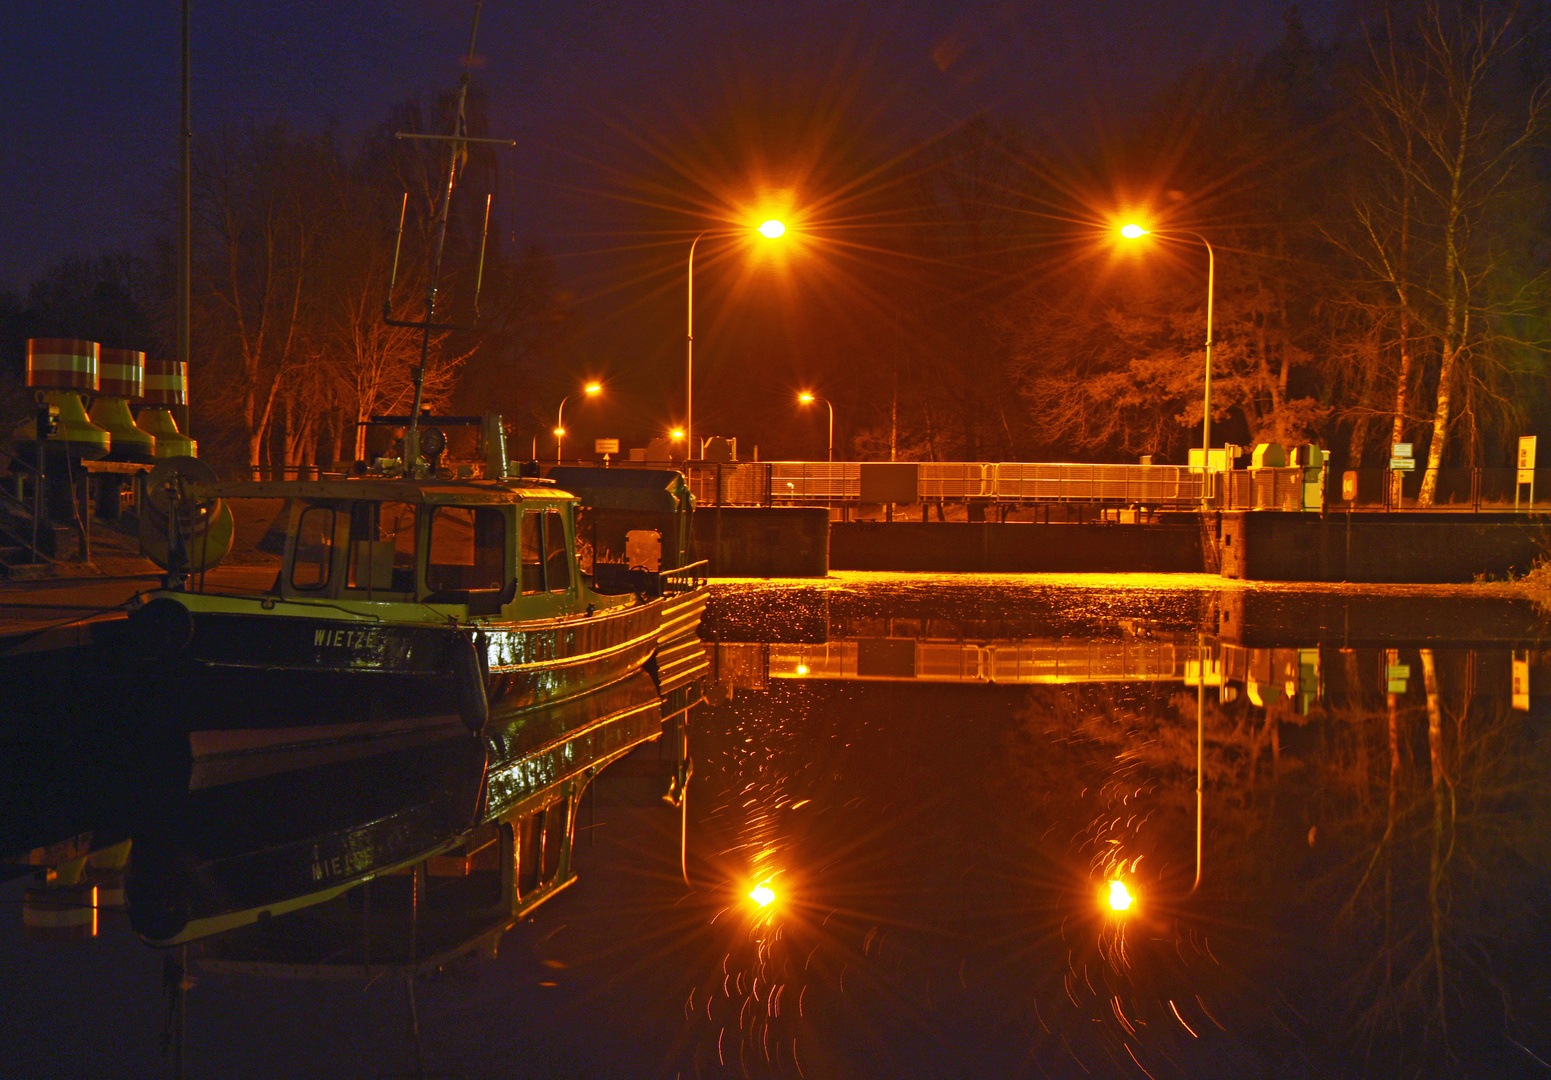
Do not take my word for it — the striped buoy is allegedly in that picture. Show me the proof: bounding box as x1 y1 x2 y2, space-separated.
98 347 145 398
92 347 155 459
142 356 187 407
26 338 98 392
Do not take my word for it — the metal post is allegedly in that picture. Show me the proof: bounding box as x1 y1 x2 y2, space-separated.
686 231 705 457
179 0 191 440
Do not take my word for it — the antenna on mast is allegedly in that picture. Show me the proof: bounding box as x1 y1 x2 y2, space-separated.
381 0 514 477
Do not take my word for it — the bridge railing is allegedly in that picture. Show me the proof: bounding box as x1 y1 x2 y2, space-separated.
768 461 857 501
759 460 1294 508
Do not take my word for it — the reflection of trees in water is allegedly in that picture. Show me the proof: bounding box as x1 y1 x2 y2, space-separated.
1006 657 1551 1076
1322 650 1551 1074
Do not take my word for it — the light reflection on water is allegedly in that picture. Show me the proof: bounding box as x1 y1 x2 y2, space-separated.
685 575 1551 1079
3 574 1550 1078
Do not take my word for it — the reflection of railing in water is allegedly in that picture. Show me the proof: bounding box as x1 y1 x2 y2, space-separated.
716 638 1325 707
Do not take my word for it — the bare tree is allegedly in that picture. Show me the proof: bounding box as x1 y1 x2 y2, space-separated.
191 125 349 470
1339 1 1548 502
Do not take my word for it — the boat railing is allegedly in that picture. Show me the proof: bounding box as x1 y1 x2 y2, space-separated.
660 559 709 595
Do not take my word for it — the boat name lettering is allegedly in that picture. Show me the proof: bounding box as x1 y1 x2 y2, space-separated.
314 627 386 650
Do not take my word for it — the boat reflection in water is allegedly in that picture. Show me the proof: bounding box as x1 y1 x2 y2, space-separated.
7 577 1551 1078
7 658 700 957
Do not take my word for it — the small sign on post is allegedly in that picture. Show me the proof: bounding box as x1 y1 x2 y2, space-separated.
594 438 619 455
1389 442 1415 472
1516 435 1536 510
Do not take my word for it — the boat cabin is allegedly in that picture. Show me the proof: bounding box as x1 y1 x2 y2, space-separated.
227 481 581 616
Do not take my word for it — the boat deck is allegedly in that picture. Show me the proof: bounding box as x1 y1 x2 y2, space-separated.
0 565 279 635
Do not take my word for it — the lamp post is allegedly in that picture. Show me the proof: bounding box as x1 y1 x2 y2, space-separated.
798 392 833 462
1120 224 1215 479
555 382 601 462
686 219 786 459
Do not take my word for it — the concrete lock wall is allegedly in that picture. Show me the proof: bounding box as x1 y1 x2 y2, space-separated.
691 506 830 577
1219 511 1551 583
829 521 1205 573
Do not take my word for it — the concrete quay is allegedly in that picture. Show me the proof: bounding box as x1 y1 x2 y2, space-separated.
695 505 1551 583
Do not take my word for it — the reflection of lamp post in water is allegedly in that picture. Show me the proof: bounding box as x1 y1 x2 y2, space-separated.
1193 633 1207 893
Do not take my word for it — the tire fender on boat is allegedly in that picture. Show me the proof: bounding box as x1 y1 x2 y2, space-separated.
451 631 490 733
129 596 195 655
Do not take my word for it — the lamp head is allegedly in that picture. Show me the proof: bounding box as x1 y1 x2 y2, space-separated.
798 392 815 404
1120 224 1150 240
758 219 786 239
584 383 602 395
1106 879 1134 912
670 428 685 440
552 427 565 437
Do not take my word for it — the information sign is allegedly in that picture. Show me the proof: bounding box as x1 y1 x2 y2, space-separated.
1392 442 1413 459
594 438 620 455
1389 458 1415 472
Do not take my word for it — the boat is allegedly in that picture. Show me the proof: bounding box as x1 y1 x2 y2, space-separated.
0 8 709 775
118 435 707 763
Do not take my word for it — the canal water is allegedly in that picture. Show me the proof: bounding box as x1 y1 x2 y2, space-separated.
3 573 1549 1078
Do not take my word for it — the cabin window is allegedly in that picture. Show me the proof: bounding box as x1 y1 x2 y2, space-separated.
347 501 417 592
291 506 335 591
544 510 571 592
520 512 544 594
427 506 506 593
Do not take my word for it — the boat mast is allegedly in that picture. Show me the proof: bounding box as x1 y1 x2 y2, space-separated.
387 0 511 476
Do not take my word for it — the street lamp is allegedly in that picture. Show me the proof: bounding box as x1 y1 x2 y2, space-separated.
686 220 787 458
798 392 833 462
555 382 602 462
1120 224 1215 474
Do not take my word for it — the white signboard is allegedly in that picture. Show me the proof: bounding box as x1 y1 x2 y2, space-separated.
1392 442 1413 459
594 438 620 455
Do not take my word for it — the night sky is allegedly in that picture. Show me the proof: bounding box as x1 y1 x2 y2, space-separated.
4 0 1361 456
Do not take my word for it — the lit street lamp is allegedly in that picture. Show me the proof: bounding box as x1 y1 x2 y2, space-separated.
798 392 833 462
686 219 787 458
555 382 602 462
1120 224 1215 480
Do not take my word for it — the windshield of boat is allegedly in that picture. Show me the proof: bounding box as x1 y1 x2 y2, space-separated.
427 506 506 593
346 500 417 593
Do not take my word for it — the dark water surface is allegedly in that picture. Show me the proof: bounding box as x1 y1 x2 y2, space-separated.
4 572 1550 1078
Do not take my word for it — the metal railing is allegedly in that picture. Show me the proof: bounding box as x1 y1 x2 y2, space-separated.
768 461 856 501
660 559 709 595
685 462 774 507
223 457 1551 514
1331 468 1551 511
752 460 1307 511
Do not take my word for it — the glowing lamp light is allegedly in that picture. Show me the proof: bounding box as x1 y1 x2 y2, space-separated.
553 427 565 437
795 664 808 675
758 219 786 239
1120 223 1150 239
798 392 815 403
749 881 776 907
670 429 685 440
584 383 602 394
1107 880 1134 912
